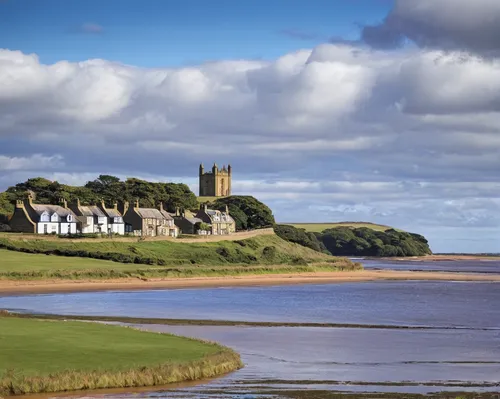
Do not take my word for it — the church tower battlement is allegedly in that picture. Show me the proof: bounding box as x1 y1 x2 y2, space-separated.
199 163 232 197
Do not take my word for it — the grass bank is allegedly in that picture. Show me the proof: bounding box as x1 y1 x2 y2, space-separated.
0 249 358 281
0 315 242 396
0 234 360 281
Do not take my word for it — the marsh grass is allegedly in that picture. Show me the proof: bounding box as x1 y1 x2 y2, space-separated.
1 351 242 396
0 317 242 396
0 263 360 280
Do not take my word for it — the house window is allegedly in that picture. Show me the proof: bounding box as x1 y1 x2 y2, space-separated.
51 225 57 233
67 215 72 222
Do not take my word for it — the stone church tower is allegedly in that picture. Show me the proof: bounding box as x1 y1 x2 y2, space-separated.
199 163 232 197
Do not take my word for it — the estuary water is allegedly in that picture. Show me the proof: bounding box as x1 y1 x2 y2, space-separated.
1 277 500 398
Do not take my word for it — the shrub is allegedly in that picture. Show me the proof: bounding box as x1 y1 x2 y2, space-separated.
317 227 432 257
273 224 329 254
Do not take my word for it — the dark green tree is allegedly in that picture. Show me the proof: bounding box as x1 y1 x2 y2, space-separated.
211 196 275 230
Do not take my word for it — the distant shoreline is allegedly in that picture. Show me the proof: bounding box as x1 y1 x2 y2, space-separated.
1 270 500 295
375 255 500 262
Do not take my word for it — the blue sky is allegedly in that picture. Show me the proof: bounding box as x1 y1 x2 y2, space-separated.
0 0 391 66
1 0 500 253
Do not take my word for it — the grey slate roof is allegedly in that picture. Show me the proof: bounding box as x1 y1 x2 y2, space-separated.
160 210 174 221
205 208 235 224
135 208 173 220
30 204 77 222
79 205 105 217
104 208 122 218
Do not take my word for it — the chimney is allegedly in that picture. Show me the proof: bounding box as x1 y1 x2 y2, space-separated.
100 199 106 210
60 198 68 209
117 201 129 216
113 202 118 210
225 205 229 214
204 204 207 212
159 202 164 212
175 207 180 217
75 198 81 208
15 199 24 209
27 193 34 205
134 199 140 209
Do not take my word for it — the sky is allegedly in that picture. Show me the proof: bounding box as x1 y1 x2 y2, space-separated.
0 0 499 253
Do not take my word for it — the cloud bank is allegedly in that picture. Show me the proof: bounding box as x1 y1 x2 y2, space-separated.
1 1 500 252
362 0 500 55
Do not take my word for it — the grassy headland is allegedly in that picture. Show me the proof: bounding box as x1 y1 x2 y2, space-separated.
0 234 360 281
284 222 396 233
0 315 242 396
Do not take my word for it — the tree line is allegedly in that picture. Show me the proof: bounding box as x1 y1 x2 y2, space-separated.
0 176 276 232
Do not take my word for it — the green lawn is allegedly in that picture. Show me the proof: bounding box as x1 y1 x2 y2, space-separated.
0 316 241 395
0 249 130 271
285 222 396 233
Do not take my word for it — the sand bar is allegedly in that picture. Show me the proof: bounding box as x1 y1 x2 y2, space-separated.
1 270 500 295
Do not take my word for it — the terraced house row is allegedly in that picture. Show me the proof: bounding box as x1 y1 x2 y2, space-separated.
9 194 236 237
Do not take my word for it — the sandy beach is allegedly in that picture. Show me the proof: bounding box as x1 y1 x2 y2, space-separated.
1 270 499 295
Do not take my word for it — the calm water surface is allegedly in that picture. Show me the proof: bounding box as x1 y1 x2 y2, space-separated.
2 281 499 328
2 279 500 398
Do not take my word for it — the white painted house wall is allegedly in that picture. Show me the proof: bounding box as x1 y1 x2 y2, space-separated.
60 222 77 235
80 216 94 234
37 222 60 234
96 216 108 233
109 223 125 235
37 214 77 235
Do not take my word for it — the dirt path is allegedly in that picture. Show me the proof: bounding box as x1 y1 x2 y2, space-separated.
1 270 499 295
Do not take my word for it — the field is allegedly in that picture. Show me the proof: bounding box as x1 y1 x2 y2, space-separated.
0 249 130 272
0 234 358 280
285 222 396 233
0 316 242 395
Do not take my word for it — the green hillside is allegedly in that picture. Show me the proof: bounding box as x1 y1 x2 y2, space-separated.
0 234 359 280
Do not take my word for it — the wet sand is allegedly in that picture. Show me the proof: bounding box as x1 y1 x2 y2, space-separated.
1 270 500 295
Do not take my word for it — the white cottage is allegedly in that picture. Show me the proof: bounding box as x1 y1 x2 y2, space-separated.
9 196 78 235
98 200 125 235
69 199 109 234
